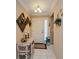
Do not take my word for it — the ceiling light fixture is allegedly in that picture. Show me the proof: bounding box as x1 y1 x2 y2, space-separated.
34 9 37 13
34 5 42 13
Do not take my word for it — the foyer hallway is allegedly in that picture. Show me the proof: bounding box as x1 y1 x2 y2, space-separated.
16 0 63 59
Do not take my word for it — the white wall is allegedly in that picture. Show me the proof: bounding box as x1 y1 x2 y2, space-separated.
16 0 31 43
51 0 63 59
32 16 49 43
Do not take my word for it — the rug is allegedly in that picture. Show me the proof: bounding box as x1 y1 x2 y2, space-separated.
34 43 47 49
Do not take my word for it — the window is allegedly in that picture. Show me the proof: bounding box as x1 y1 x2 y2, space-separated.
44 20 48 41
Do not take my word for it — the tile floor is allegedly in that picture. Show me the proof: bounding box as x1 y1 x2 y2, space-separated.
32 45 56 59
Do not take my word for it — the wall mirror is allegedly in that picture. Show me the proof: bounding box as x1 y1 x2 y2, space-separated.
16 13 28 32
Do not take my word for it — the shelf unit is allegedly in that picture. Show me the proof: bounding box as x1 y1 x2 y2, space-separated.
16 41 34 59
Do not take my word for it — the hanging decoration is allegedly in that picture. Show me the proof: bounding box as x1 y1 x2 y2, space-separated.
16 13 31 32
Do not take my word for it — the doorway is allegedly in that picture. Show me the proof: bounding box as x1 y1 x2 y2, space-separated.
32 17 50 43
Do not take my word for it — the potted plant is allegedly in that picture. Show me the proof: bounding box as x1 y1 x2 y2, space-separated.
55 18 61 26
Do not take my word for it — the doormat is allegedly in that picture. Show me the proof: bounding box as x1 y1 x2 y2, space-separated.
34 43 47 49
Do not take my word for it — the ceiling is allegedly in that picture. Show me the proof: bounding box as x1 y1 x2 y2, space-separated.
17 0 58 16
